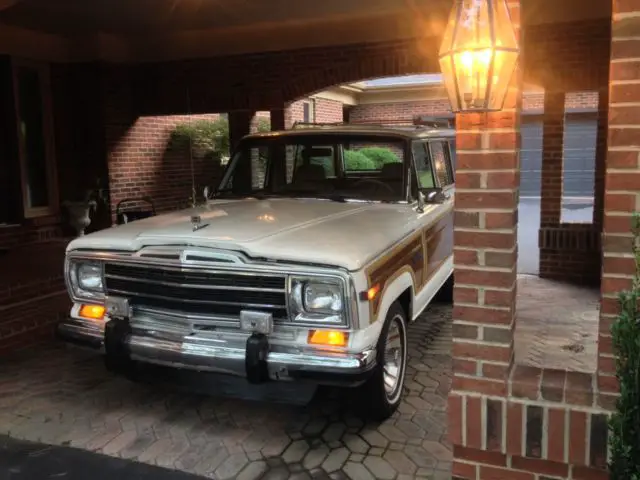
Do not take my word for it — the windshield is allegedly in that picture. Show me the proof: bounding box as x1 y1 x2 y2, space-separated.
215 134 408 202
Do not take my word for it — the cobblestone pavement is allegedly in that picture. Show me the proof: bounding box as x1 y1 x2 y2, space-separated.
515 275 600 373
0 305 452 480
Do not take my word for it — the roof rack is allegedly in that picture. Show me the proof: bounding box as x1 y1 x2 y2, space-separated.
290 119 452 131
412 116 454 128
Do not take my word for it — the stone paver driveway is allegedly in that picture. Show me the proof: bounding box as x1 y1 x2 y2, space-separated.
0 305 452 480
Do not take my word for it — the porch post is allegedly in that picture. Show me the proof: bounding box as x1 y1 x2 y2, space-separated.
228 110 254 151
598 0 640 396
270 108 286 131
449 1 522 476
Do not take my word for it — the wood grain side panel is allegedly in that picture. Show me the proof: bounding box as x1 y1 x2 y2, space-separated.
424 210 454 283
365 208 453 320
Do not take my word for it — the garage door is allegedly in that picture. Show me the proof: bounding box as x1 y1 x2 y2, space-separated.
563 115 597 197
519 115 597 198
520 118 543 197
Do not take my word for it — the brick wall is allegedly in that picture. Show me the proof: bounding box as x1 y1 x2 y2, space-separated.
287 97 344 126
133 39 441 115
107 113 225 215
531 18 611 285
350 91 600 123
0 241 69 357
107 98 342 214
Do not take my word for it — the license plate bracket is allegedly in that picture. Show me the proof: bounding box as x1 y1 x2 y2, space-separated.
105 296 131 319
240 310 273 335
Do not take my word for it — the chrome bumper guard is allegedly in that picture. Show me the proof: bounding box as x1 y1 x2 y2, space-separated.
57 318 377 386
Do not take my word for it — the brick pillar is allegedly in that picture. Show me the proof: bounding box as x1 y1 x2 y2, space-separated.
540 91 565 227
228 110 254 151
538 91 566 278
270 109 286 131
450 1 521 477
598 0 640 397
538 90 603 285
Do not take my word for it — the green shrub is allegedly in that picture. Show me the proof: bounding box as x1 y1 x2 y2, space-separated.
357 147 400 168
609 212 640 480
344 150 376 170
170 117 230 157
255 117 271 133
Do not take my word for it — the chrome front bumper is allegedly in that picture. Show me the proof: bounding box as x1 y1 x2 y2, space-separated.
57 318 377 386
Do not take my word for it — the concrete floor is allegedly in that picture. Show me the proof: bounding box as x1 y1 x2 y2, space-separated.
515 275 600 373
517 198 594 275
0 305 453 480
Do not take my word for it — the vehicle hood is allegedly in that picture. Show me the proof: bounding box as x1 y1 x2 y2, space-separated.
67 197 435 271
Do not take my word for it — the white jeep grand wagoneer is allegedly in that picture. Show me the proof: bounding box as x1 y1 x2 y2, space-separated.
58 120 455 420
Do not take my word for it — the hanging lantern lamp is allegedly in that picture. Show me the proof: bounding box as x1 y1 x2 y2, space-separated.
438 0 520 112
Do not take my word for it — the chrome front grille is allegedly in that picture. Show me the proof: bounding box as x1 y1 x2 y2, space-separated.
103 263 288 328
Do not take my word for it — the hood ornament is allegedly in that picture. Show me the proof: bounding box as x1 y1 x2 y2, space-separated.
190 215 209 232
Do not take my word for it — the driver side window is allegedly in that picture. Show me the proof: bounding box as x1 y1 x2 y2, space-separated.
413 141 435 189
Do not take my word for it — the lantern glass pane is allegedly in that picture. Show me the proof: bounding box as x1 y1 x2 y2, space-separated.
492 0 519 49
452 47 494 110
452 0 493 51
487 50 518 110
438 3 458 56
439 55 461 112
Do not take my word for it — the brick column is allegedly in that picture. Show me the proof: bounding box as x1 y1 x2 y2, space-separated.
538 90 603 285
540 91 565 227
599 0 640 396
450 1 521 477
228 110 254 151
270 109 286 131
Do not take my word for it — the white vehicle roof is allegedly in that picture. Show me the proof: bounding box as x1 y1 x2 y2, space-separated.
244 121 456 141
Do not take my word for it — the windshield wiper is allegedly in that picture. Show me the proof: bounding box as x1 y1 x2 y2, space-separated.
321 194 347 203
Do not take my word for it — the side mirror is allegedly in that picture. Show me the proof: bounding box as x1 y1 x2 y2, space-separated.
419 187 447 205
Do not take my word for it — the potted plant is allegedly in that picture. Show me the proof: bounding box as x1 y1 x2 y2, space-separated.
62 177 109 237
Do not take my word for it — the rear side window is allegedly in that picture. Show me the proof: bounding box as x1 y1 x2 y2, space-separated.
412 141 435 189
429 141 454 187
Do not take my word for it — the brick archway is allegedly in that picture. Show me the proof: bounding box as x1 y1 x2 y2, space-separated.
279 39 440 105
133 38 441 115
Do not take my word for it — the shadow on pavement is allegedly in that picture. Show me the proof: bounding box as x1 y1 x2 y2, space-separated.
0 435 207 480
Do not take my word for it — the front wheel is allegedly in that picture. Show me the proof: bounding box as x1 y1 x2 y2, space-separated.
356 301 408 421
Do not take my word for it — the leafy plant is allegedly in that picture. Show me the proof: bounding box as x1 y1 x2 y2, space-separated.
344 150 376 170
170 117 230 158
170 115 272 160
357 147 400 168
255 116 271 133
609 211 640 480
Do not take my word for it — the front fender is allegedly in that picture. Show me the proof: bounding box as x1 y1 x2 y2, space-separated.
375 269 413 324
356 269 414 350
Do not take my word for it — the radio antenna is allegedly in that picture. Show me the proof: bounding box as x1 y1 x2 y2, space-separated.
186 87 197 208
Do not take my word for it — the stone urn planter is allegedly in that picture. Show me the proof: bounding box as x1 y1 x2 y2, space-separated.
63 200 97 237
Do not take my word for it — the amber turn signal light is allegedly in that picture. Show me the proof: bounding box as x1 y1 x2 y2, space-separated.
308 330 349 347
79 304 105 320
359 284 381 302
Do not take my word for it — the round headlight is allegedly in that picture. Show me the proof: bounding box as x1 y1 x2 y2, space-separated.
303 282 342 314
77 263 103 291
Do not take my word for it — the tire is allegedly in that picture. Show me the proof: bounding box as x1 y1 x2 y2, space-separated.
435 274 454 303
357 301 408 421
